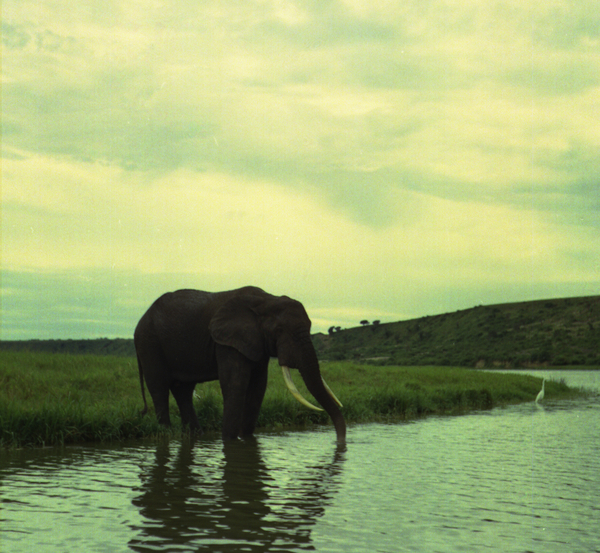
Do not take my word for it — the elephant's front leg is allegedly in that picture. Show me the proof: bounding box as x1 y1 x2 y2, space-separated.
217 346 253 440
240 360 269 438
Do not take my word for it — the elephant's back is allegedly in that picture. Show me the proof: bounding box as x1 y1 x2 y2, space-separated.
155 289 214 309
136 286 269 340
151 287 265 312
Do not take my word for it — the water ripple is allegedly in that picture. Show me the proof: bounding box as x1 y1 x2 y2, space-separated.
1 372 599 552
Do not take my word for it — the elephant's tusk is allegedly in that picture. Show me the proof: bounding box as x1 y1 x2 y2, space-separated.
281 366 323 411
321 378 343 408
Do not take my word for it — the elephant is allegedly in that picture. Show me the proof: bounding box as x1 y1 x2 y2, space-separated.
134 286 346 442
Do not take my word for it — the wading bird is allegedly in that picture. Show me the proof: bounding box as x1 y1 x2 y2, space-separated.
535 378 546 403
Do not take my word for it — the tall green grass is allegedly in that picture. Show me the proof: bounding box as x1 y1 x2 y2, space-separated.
278 362 578 426
0 351 582 447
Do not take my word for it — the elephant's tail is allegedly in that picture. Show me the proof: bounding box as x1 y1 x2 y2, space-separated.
136 352 149 417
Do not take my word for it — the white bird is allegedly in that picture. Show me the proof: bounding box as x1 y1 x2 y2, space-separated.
535 378 546 403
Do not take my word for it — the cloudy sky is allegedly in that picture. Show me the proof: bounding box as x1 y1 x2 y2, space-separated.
2 0 599 340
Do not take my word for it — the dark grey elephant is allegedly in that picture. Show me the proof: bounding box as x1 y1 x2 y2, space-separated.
134 286 346 442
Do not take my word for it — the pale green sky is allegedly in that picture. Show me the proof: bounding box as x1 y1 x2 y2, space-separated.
2 0 599 339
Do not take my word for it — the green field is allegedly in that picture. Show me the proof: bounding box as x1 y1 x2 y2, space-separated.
0 350 584 448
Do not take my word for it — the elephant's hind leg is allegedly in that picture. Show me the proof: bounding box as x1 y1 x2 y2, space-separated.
171 381 202 434
136 350 172 427
146 382 171 427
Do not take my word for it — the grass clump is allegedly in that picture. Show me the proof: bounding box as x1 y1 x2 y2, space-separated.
0 351 585 448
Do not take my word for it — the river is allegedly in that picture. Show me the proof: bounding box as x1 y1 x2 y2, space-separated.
1 370 598 552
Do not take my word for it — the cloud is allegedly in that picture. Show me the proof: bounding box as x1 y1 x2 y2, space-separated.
3 149 598 338
2 0 599 338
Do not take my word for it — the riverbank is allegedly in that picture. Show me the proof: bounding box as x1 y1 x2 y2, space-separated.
0 351 586 448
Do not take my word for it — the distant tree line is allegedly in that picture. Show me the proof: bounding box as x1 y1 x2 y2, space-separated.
0 339 136 357
329 320 381 332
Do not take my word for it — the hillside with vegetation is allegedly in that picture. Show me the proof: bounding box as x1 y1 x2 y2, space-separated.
1 295 598 367
313 295 600 368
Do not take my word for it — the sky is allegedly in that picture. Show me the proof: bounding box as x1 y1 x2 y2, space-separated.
2 0 599 340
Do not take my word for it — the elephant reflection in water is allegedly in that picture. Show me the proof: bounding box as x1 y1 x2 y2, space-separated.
129 437 345 552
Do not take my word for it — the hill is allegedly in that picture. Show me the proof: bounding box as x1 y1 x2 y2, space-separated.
1 295 598 367
313 295 600 368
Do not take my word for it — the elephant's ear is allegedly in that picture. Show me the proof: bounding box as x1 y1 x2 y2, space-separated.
209 297 264 362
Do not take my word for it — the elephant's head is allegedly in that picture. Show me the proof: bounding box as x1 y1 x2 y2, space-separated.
208 289 346 443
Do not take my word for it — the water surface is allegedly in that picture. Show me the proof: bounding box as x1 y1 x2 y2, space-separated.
1 371 598 552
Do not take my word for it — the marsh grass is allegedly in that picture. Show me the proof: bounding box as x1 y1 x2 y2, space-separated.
0 351 582 447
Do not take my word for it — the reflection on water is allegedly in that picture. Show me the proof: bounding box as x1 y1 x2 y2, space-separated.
0 370 598 553
129 437 346 551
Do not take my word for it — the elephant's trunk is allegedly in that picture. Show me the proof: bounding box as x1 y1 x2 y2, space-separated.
292 335 346 444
